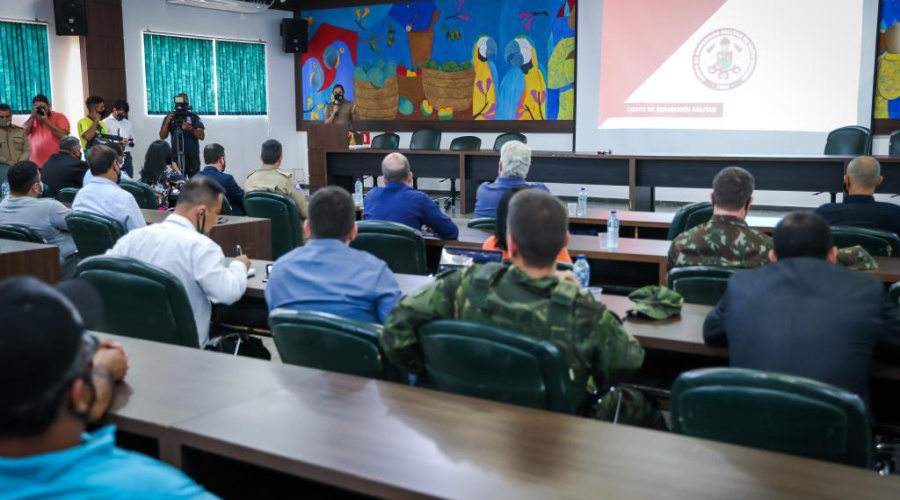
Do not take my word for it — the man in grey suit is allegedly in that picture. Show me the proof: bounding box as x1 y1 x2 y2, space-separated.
703 212 900 402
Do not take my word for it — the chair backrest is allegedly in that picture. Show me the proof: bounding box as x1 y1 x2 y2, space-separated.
371 132 400 150
269 309 397 380
824 126 872 156
889 282 900 307
831 225 900 257
466 217 496 230
410 128 442 150
119 180 158 210
671 368 873 467
889 130 900 157
667 202 713 240
493 132 527 152
666 267 736 305
243 191 302 260
449 136 482 151
351 220 428 275
218 194 234 216
419 320 575 413
66 212 125 259
56 187 80 204
0 163 10 183
76 256 200 348
39 183 53 199
0 224 45 243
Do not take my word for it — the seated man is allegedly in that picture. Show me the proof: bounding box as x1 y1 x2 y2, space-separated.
704 212 900 402
473 141 549 218
245 139 308 241
815 156 900 235
668 166 772 269
267 186 401 324
83 142 132 184
0 277 217 499
72 145 145 233
363 152 459 240
195 143 245 215
108 177 250 347
0 161 78 278
40 136 89 195
380 190 644 414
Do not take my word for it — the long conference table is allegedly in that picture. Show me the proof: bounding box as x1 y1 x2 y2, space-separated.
0 239 60 283
140 209 272 260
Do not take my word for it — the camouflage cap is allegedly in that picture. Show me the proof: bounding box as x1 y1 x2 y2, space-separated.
837 245 878 271
627 286 684 320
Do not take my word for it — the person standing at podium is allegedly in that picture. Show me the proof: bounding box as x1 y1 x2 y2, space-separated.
324 85 357 125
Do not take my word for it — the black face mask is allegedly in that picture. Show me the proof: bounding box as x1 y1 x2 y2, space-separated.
196 209 206 234
334 94 344 102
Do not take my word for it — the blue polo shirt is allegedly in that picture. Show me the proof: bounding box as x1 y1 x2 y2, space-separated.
363 182 459 240
195 166 245 215
815 194 900 236
0 426 218 499
473 177 550 218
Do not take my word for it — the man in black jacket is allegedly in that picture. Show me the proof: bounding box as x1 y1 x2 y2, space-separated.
703 211 900 402
40 136 89 195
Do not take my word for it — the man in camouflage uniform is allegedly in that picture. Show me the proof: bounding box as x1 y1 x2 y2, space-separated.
668 166 772 269
380 189 645 414
245 139 308 242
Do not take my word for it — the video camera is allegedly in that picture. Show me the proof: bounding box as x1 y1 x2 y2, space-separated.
173 95 192 124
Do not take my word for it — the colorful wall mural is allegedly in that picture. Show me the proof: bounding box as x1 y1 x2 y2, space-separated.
299 0 577 123
877 0 900 119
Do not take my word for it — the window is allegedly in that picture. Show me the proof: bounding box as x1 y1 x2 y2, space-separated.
0 20 52 114
143 33 267 116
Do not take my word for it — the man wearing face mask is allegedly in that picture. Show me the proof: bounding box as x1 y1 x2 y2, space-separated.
24 94 70 168
107 177 250 347
101 100 135 177
0 104 30 165
195 143 245 215
39 136 89 197
72 145 145 233
324 84 357 125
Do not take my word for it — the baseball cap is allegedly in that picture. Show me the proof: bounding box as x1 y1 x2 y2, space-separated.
627 286 684 320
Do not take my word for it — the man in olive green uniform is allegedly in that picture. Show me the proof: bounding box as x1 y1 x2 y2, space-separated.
668 166 772 269
245 139 308 242
0 104 31 165
381 189 645 414
324 85 357 125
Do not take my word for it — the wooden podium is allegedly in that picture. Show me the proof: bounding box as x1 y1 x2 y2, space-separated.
307 123 349 193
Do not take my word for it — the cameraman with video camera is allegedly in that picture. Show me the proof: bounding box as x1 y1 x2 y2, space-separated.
159 93 205 178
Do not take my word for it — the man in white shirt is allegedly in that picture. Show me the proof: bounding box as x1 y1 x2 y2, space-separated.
101 100 135 177
72 145 145 233
107 177 250 346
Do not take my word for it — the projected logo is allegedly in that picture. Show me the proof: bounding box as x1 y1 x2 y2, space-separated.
693 29 757 91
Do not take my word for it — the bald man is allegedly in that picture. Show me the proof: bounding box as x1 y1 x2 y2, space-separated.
815 156 900 236
363 152 459 239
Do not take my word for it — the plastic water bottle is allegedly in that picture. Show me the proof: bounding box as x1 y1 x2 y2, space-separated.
576 187 588 216
1 181 9 201
608 210 620 249
354 178 364 206
573 255 590 288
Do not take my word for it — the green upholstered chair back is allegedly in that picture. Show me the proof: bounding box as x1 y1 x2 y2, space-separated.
371 133 400 150
0 224 45 243
0 163 10 183
449 136 482 151
667 202 713 240
671 368 873 468
76 256 200 348
410 128 442 150
890 130 900 157
824 126 872 155
119 180 158 210
889 282 900 307
493 132 527 152
219 194 234 216
466 217 496 230
56 187 79 204
66 212 125 259
351 220 428 275
419 320 575 413
831 225 900 257
666 266 736 306
269 309 398 381
243 191 302 260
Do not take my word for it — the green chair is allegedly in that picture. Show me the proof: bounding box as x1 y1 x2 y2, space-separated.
219 195 234 216
243 191 302 260
56 187 79 204
831 226 900 257
269 309 400 381
493 132 527 152
667 202 713 240
889 282 900 307
371 133 400 150
671 368 873 468
467 217 496 230
824 126 872 155
666 267 736 306
0 163 10 183
351 220 428 275
119 180 158 210
418 320 575 413
66 212 125 259
0 224 45 243
410 128 442 150
76 256 200 348
449 136 482 151
889 130 900 157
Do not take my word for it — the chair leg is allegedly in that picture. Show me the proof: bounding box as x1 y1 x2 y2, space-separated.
450 179 457 206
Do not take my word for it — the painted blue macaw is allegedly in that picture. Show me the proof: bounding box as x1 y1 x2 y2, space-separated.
301 57 327 121
498 37 547 120
324 41 356 102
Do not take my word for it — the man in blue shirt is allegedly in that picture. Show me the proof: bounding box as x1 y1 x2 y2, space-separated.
815 156 900 235
267 186 401 324
473 141 549 218
0 277 218 499
364 152 459 240
195 143 245 215
72 145 145 233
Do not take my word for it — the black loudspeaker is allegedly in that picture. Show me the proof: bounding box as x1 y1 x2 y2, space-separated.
54 0 89 36
281 18 308 53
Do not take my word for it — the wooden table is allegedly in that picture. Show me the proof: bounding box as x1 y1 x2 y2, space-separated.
106 333 900 500
0 238 60 283
569 208 781 237
141 209 272 260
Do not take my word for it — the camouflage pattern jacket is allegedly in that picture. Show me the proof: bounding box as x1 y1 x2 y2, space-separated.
668 215 772 269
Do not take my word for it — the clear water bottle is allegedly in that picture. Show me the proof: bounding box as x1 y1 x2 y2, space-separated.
608 210 620 249
354 178 364 206
576 187 588 216
573 255 590 288
1 180 9 201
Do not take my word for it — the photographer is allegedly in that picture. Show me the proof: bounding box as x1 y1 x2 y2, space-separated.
159 93 205 178
77 96 108 157
23 95 70 168
102 100 135 177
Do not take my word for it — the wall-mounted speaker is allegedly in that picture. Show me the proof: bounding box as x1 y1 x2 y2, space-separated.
53 0 89 36
281 18 308 54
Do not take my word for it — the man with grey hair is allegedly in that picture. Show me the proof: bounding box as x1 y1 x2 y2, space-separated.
363 152 459 239
473 140 549 217
40 136 89 195
815 156 900 235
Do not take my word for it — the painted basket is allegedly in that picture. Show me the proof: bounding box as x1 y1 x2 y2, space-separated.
398 74 425 104
354 76 399 120
422 67 475 111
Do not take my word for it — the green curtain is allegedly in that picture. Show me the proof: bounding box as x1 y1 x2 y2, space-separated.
0 21 51 114
216 41 267 115
144 34 215 115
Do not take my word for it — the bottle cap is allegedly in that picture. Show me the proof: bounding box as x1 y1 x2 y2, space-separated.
577 254 586 259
